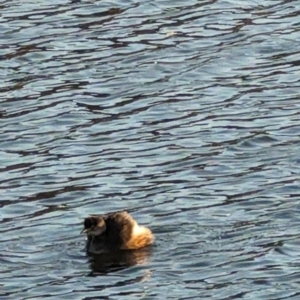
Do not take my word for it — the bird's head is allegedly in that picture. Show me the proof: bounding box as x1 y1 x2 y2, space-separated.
81 216 107 236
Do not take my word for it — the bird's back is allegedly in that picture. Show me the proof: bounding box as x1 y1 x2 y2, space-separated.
104 211 135 249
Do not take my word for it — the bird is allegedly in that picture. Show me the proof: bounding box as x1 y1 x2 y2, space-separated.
81 211 154 254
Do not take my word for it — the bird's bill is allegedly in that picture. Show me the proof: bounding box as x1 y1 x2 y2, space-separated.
81 228 89 234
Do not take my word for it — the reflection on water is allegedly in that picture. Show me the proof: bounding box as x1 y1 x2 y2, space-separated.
87 248 153 275
2 0 300 299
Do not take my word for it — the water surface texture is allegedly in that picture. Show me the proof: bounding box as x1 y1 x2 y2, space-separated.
2 0 300 299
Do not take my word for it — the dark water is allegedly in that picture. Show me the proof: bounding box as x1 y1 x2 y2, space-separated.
2 0 300 299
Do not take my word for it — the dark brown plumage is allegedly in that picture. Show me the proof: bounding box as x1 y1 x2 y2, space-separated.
81 211 154 254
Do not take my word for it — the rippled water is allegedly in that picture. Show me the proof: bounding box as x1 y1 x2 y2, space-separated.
2 0 300 299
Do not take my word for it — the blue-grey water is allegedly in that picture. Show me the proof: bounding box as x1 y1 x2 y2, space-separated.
1 0 300 299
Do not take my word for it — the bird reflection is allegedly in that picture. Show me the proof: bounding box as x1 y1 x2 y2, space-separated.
87 247 153 274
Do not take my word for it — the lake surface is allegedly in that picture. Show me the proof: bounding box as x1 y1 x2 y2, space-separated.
1 0 300 299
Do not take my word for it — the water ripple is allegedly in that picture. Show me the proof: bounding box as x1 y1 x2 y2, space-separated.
2 0 300 299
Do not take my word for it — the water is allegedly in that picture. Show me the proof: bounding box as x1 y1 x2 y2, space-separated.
2 0 300 299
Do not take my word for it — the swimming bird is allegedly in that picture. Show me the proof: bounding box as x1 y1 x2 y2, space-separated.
81 211 154 254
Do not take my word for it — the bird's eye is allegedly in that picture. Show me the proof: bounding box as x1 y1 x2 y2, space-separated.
84 218 92 228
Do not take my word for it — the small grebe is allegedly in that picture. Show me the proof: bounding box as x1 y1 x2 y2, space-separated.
81 211 154 254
